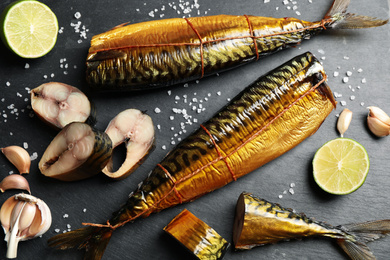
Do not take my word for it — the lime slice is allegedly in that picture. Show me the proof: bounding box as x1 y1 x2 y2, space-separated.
0 0 58 58
313 138 369 195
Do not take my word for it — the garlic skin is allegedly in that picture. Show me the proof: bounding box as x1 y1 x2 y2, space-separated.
337 108 353 137
0 193 52 258
0 175 31 194
367 106 390 137
1 146 31 174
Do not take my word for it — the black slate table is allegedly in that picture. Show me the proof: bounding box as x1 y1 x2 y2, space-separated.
0 0 389 259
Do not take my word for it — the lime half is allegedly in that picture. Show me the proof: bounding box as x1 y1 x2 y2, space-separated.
313 138 369 195
0 0 58 58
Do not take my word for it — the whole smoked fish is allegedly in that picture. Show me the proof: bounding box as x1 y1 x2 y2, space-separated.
86 0 387 91
233 192 390 260
48 52 336 259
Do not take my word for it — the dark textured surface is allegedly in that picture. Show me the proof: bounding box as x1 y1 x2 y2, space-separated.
0 0 389 259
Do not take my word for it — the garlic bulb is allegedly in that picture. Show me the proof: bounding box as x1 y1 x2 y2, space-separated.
1 146 31 174
367 106 390 137
0 193 52 258
337 108 353 137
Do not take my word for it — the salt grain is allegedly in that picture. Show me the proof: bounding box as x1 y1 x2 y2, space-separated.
74 12 81 19
30 152 38 161
154 107 161 113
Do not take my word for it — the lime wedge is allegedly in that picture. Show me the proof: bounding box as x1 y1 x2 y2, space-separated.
313 138 369 195
0 0 58 58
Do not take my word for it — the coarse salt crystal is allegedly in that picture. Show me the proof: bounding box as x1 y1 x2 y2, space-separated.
333 71 339 77
343 77 349 83
361 78 367 84
24 63 30 69
346 71 353 76
74 12 81 19
30 152 38 161
154 107 161 113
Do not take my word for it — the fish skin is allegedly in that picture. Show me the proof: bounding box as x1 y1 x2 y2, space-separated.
86 0 387 92
164 209 230 260
233 192 346 249
233 192 390 260
48 52 336 259
86 15 323 91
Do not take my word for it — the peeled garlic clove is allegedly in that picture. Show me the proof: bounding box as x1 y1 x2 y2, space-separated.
337 108 353 137
367 106 390 137
0 175 31 194
0 193 52 258
31 82 96 130
103 109 155 180
1 146 31 174
39 122 112 181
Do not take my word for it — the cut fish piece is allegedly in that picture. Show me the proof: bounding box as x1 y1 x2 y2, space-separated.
39 122 112 181
103 109 155 180
31 82 96 129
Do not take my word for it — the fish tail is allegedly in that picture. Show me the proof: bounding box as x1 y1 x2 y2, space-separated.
336 220 390 260
323 0 388 29
48 225 113 260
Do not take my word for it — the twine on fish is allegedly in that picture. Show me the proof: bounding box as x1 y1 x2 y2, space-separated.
200 124 237 181
83 220 117 230
244 15 260 61
157 163 184 204
184 18 205 79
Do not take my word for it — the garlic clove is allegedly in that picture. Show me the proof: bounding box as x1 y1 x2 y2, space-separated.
367 106 390 137
367 106 390 124
16 202 36 237
0 193 52 258
0 197 18 232
1 146 31 174
24 198 52 238
0 175 31 194
337 108 353 137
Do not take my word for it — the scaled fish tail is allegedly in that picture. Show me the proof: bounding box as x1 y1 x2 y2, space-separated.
324 0 388 29
336 220 390 260
48 226 113 260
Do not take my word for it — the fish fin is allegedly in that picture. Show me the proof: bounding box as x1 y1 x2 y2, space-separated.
48 226 113 260
336 220 390 260
323 0 388 29
336 239 376 260
341 220 390 243
87 50 127 62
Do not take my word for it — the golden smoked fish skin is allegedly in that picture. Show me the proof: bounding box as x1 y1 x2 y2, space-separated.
48 52 336 259
233 192 390 260
86 0 387 91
